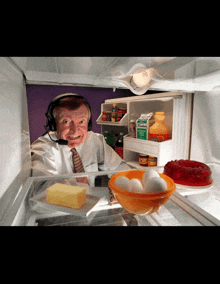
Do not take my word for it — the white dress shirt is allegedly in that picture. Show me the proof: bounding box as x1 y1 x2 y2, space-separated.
31 131 132 186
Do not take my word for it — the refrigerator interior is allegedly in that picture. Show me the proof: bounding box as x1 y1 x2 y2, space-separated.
1 57 220 226
9 167 220 226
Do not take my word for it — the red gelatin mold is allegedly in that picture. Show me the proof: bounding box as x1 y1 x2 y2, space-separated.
163 159 213 186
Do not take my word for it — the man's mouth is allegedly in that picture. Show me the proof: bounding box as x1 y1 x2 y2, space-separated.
68 135 80 140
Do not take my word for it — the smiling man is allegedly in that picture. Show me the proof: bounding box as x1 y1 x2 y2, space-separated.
55 103 89 148
31 93 131 186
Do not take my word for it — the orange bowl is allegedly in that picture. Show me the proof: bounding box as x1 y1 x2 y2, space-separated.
108 170 176 215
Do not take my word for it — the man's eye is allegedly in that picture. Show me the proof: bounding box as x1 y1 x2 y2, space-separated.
63 120 69 124
80 120 85 124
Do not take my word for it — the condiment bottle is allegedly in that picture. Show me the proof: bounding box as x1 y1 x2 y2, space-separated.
149 112 169 142
104 131 115 148
106 111 112 121
111 112 117 122
139 154 148 166
115 132 124 159
117 107 127 121
148 156 157 167
102 111 107 121
112 103 118 113
117 109 123 121
128 120 136 138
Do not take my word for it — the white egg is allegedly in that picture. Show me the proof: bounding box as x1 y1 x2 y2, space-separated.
142 169 160 187
115 176 132 191
130 178 144 193
144 177 167 193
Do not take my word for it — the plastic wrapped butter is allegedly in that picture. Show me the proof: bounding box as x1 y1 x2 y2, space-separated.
46 183 86 209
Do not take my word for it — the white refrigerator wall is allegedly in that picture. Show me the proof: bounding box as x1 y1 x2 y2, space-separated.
0 58 31 217
191 90 220 164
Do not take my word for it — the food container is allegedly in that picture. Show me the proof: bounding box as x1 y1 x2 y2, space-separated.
148 156 157 167
117 108 127 121
108 170 176 215
106 111 111 121
102 111 107 121
139 154 148 166
111 112 117 122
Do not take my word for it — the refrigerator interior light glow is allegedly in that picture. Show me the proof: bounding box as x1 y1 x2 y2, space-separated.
132 68 150 87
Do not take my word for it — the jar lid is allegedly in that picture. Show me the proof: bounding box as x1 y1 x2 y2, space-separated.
139 153 148 157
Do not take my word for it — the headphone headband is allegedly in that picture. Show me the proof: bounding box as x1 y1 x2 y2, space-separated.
50 93 81 104
45 93 93 132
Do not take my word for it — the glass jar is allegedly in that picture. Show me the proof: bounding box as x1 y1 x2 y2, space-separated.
128 120 136 138
106 111 112 121
102 111 107 121
148 156 157 167
139 154 148 166
117 109 123 121
117 108 126 121
112 103 118 113
111 112 117 122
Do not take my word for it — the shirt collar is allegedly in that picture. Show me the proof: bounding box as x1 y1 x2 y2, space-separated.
62 131 92 154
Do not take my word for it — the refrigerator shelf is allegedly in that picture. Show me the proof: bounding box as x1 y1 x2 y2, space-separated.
124 135 173 167
96 112 128 126
4 165 220 226
96 101 128 126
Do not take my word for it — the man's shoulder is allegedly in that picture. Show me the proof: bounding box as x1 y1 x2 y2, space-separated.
87 131 104 143
31 132 58 150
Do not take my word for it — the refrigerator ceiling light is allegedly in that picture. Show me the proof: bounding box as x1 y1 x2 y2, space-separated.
114 63 155 95
132 68 150 87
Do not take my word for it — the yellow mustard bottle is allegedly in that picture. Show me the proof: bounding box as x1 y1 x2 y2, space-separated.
149 112 169 142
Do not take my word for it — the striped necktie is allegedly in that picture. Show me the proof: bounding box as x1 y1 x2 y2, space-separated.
71 148 89 184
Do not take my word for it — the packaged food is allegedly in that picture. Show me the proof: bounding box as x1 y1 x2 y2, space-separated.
112 103 118 113
139 154 148 166
111 112 117 122
148 156 157 167
121 107 127 116
128 120 136 138
104 131 115 148
149 112 169 142
136 113 154 140
115 132 124 159
102 111 107 121
117 109 123 121
106 111 112 121
117 107 127 121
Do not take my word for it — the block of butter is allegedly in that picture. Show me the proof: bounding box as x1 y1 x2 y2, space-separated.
46 183 86 209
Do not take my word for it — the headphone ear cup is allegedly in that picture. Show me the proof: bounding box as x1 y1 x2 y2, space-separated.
88 118 92 131
50 116 57 131
46 116 56 131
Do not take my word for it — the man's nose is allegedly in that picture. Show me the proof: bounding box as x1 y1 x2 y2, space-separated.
69 122 77 133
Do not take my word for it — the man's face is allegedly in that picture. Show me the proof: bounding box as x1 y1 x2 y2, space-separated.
56 104 89 148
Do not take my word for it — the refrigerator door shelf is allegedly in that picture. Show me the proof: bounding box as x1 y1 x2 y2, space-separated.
96 112 128 126
124 135 173 167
